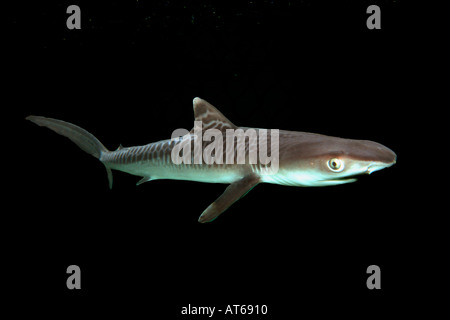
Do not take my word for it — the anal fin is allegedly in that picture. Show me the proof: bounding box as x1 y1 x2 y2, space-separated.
136 176 153 186
198 174 260 223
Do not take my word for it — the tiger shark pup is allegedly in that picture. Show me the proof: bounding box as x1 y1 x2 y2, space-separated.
26 98 396 223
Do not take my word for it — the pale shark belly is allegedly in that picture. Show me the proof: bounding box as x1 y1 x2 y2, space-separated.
114 162 246 184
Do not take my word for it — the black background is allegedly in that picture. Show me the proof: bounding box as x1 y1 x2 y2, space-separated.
5 0 446 318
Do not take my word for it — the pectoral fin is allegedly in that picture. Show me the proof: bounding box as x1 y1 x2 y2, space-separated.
198 174 260 223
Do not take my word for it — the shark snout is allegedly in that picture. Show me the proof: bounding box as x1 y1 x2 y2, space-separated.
359 140 396 175
355 140 397 165
374 143 397 165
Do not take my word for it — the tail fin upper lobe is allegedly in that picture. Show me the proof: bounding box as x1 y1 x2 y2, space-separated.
26 116 113 188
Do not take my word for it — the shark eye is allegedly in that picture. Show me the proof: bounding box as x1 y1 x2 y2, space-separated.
327 158 344 172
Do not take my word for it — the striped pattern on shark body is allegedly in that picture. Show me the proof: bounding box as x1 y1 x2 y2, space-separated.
100 132 276 187
101 140 177 166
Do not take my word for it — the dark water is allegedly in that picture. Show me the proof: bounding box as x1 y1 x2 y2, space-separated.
5 1 445 318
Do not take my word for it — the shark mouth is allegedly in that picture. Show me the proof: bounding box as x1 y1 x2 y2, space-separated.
337 173 366 181
322 173 368 184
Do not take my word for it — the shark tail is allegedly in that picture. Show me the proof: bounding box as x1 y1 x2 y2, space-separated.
26 115 114 189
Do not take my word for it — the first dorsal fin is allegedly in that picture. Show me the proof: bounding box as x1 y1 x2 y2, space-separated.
191 97 238 133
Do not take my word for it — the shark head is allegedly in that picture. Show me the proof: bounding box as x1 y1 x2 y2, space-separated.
270 131 397 187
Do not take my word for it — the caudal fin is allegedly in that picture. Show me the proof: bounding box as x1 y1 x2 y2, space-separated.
26 115 113 188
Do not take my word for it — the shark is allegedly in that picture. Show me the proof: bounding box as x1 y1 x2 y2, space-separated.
26 97 396 223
